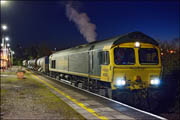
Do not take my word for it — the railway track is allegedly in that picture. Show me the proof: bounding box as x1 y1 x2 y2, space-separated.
29 69 167 120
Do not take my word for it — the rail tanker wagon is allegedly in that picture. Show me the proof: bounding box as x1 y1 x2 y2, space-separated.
22 60 28 67
37 56 49 73
49 32 162 96
28 59 37 69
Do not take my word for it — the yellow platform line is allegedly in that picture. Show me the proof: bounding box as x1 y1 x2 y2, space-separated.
26 70 108 120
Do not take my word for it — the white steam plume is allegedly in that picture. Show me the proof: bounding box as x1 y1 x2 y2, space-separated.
66 4 97 43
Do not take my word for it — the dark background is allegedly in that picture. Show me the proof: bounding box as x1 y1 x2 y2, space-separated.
1 1 179 50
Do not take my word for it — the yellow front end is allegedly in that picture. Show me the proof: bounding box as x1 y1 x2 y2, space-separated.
109 42 162 90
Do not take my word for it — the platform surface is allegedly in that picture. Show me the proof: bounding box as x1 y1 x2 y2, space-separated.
29 70 167 120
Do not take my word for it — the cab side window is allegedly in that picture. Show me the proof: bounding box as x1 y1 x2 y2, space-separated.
99 51 110 65
51 60 56 68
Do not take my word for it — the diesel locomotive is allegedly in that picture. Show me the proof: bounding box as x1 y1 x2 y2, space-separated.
26 32 162 110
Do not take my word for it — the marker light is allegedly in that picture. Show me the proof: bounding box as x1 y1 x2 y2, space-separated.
150 78 160 85
116 78 126 86
135 42 140 47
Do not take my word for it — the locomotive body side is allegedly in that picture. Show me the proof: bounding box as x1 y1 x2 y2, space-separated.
49 40 113 90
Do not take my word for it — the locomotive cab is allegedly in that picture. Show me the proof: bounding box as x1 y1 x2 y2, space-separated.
110 42 162 90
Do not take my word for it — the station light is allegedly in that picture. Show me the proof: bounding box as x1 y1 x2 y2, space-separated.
7 43 10 47
135 42 140 47
5 37 9 41
1 24 7 31
170 50 174 54
1 43 4 47
1 1 7 4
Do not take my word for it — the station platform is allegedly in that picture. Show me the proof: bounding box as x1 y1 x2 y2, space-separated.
29 70 167 120
1 66 167 120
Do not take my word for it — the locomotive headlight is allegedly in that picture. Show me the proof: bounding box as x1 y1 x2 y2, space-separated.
135 42 140 47
150 78 160 85
116 78 126 86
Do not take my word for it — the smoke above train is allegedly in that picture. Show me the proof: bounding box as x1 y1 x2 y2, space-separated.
65 2 97 43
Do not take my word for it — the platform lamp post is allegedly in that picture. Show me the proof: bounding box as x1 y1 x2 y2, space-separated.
7 44 14 68
11 50 15 66
1 24 8 48
1 24 8 70
6 43 10 67
1 1 10 70
5 44 14 68
1 24 8 47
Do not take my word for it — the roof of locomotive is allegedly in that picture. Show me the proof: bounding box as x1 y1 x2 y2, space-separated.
51 31 158 56
88 31 159 46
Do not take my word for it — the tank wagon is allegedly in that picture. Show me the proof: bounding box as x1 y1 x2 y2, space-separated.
37 56 49 73
22 60 28 67
49 32 162 97
28 59 37 70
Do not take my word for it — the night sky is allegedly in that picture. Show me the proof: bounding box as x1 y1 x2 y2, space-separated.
1 1 179 50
